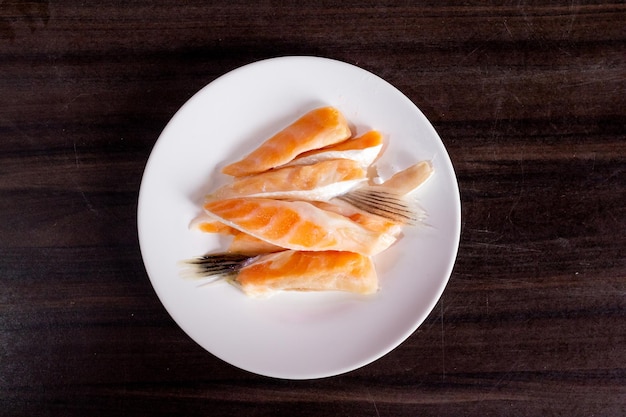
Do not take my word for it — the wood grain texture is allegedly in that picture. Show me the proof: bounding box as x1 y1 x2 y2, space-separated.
1 1 625 416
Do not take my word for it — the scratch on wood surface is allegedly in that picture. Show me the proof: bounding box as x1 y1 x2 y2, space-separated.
64 93 90 110
458 46 481 65
565 0 580 37
474 242 542 253
79 189 97 214
366 387 381 417
71 172 98 215
503 18 512 38
73 140 79 167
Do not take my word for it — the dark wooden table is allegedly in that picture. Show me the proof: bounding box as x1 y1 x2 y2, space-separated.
2 1 625 416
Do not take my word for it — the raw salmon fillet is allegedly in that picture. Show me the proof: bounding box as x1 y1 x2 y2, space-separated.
190 214 235 234
209 159 366 201
228 231 285 254
287 130 383 169
190 215 284 254
311 201 403 237
203 197 398 255
235 250 378 297
221 106 352 177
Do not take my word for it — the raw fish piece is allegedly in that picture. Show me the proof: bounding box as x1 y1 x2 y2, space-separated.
374 160 433 195
286 130 383 169
311 201 403 237
180 250 378 297
222 106 352 177
203 197 398 256
190 213 235 234
208 159 367 202
194 200 403 252
191 215 284 254
228 232 285 254
237 250 378 297
334 161 433 225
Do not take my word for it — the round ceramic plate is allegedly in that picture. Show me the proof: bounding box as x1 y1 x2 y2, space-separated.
138 56 460 379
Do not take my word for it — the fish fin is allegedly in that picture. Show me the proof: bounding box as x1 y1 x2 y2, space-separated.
336 188 425 226
178 253 257 283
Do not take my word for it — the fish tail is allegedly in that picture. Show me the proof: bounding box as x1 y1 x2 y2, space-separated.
178 253 257 283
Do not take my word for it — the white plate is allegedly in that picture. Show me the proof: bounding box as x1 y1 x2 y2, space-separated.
138 56 460 380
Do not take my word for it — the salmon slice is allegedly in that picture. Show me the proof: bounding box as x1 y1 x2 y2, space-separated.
180 250 378 297
194 201 401 253
208 159 366 202
190 215 284 254
236 250 378 297
311 201 403 237
221 106 352 177
190 214 235 234
286 130 383 169
203 197 398 256
228 232 285 254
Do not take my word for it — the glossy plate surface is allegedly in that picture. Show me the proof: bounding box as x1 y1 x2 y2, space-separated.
138 56 461 379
